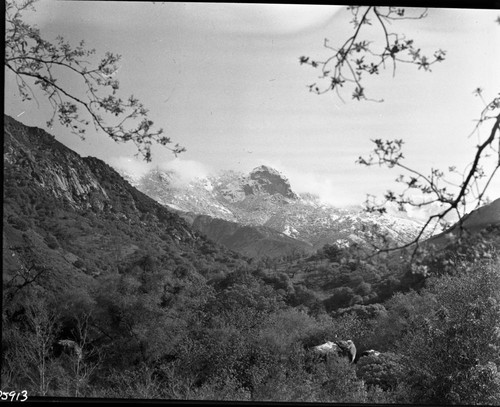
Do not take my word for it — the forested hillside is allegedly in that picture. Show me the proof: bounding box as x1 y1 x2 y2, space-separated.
2 116 500 403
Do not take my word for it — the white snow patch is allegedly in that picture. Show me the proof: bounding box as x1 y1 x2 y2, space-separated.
203 179 214 192
283 224 299 237
335 239 350 248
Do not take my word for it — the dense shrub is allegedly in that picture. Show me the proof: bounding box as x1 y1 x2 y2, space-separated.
8 215 30 231
45 234 59 249
395 260 500 404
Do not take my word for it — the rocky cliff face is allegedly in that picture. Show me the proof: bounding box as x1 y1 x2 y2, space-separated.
3 115 243 287
223 165 298 201
247 165 297 199
4 116 110 211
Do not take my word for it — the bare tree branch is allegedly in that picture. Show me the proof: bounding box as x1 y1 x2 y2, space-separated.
303 6 499 258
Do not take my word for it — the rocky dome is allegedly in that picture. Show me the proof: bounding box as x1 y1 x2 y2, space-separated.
243 165 298 199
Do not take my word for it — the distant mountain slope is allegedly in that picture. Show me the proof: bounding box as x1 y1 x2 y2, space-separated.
191 215 314 258
451 198 500 233
113 163 427 255
3 115 245 299
426 198 500 246
138 168 238 221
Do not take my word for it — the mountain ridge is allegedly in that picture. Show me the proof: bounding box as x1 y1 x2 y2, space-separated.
426 198 500 246
112 162 429 256
3 115 246 295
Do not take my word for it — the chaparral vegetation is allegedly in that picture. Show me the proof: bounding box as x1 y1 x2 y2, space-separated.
3 1 500 404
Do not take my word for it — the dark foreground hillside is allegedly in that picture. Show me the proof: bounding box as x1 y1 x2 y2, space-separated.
3 115 500 404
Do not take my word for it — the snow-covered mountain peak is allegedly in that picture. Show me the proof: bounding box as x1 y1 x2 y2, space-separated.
245 165 298 199
250 165 282 177
111 162 428 251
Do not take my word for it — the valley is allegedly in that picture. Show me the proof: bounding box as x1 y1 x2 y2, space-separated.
3 115 500 403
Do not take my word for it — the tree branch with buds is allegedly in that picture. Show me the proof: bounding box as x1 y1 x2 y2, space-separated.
5 0 185 161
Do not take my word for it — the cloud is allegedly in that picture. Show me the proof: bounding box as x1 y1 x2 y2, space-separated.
287 171 358 208
158 158 212 185
384 200 460 229
107 156 152 181
109 156 213 186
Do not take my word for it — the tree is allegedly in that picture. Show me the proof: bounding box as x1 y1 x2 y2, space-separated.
57 312 101 397
5 0 185 161
302 6 499 256
394 260 500 404
324 286 355 312
300 7 445 102
3 295 60 395
356 352 405 392
3 244 51 302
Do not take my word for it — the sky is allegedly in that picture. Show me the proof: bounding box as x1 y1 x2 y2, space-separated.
5 1 500 209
